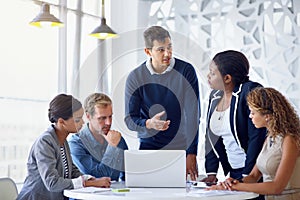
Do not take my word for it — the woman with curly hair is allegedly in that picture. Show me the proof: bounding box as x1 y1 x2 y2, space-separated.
210 87 300 200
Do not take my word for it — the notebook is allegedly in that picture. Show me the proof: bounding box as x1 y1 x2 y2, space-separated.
124 149 186 187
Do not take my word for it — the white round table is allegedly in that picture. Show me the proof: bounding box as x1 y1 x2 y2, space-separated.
64 182 258 200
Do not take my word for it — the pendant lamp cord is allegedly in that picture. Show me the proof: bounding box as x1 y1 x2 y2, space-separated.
101 0 105 19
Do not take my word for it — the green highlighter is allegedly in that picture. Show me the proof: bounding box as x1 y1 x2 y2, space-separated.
111 188 130 192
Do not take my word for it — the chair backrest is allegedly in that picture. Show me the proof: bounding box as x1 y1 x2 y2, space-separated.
0 177 18 200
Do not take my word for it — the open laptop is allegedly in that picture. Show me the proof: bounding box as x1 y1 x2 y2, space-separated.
124 150 186 187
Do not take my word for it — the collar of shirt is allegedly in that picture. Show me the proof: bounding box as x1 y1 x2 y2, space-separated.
146 57 175 75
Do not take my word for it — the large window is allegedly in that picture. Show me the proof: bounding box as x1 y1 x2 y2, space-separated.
0 0 101 183
0 1 59 183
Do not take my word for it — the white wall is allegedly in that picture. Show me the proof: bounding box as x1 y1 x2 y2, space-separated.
106 0 300 177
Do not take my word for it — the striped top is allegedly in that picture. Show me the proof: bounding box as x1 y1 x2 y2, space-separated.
60 146 69 178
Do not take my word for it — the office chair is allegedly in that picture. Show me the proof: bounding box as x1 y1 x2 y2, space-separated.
0 177 18 200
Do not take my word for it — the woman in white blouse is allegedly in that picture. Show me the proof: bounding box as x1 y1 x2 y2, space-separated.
209 87 300 200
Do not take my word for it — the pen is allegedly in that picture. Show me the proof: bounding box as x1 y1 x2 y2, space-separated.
111 188 130 192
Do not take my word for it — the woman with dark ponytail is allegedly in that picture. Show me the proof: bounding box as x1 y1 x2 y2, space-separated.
202 50 267 188
18 94 111 200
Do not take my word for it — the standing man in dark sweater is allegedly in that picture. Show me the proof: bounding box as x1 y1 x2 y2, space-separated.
124 26 200 181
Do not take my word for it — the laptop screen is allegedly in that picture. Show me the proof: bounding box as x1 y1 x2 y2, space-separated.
124 150 186 187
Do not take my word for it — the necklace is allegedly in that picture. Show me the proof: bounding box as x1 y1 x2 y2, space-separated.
218 97 226 120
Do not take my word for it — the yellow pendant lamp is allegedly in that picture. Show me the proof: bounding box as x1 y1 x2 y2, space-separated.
30 3 63 28
90 0 117 39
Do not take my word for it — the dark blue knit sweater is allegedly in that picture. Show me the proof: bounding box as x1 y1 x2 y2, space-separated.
124 58 200 154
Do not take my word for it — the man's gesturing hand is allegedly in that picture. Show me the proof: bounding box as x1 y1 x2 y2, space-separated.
146 111 170 131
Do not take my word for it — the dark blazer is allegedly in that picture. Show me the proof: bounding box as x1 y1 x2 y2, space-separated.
205 81 267 177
